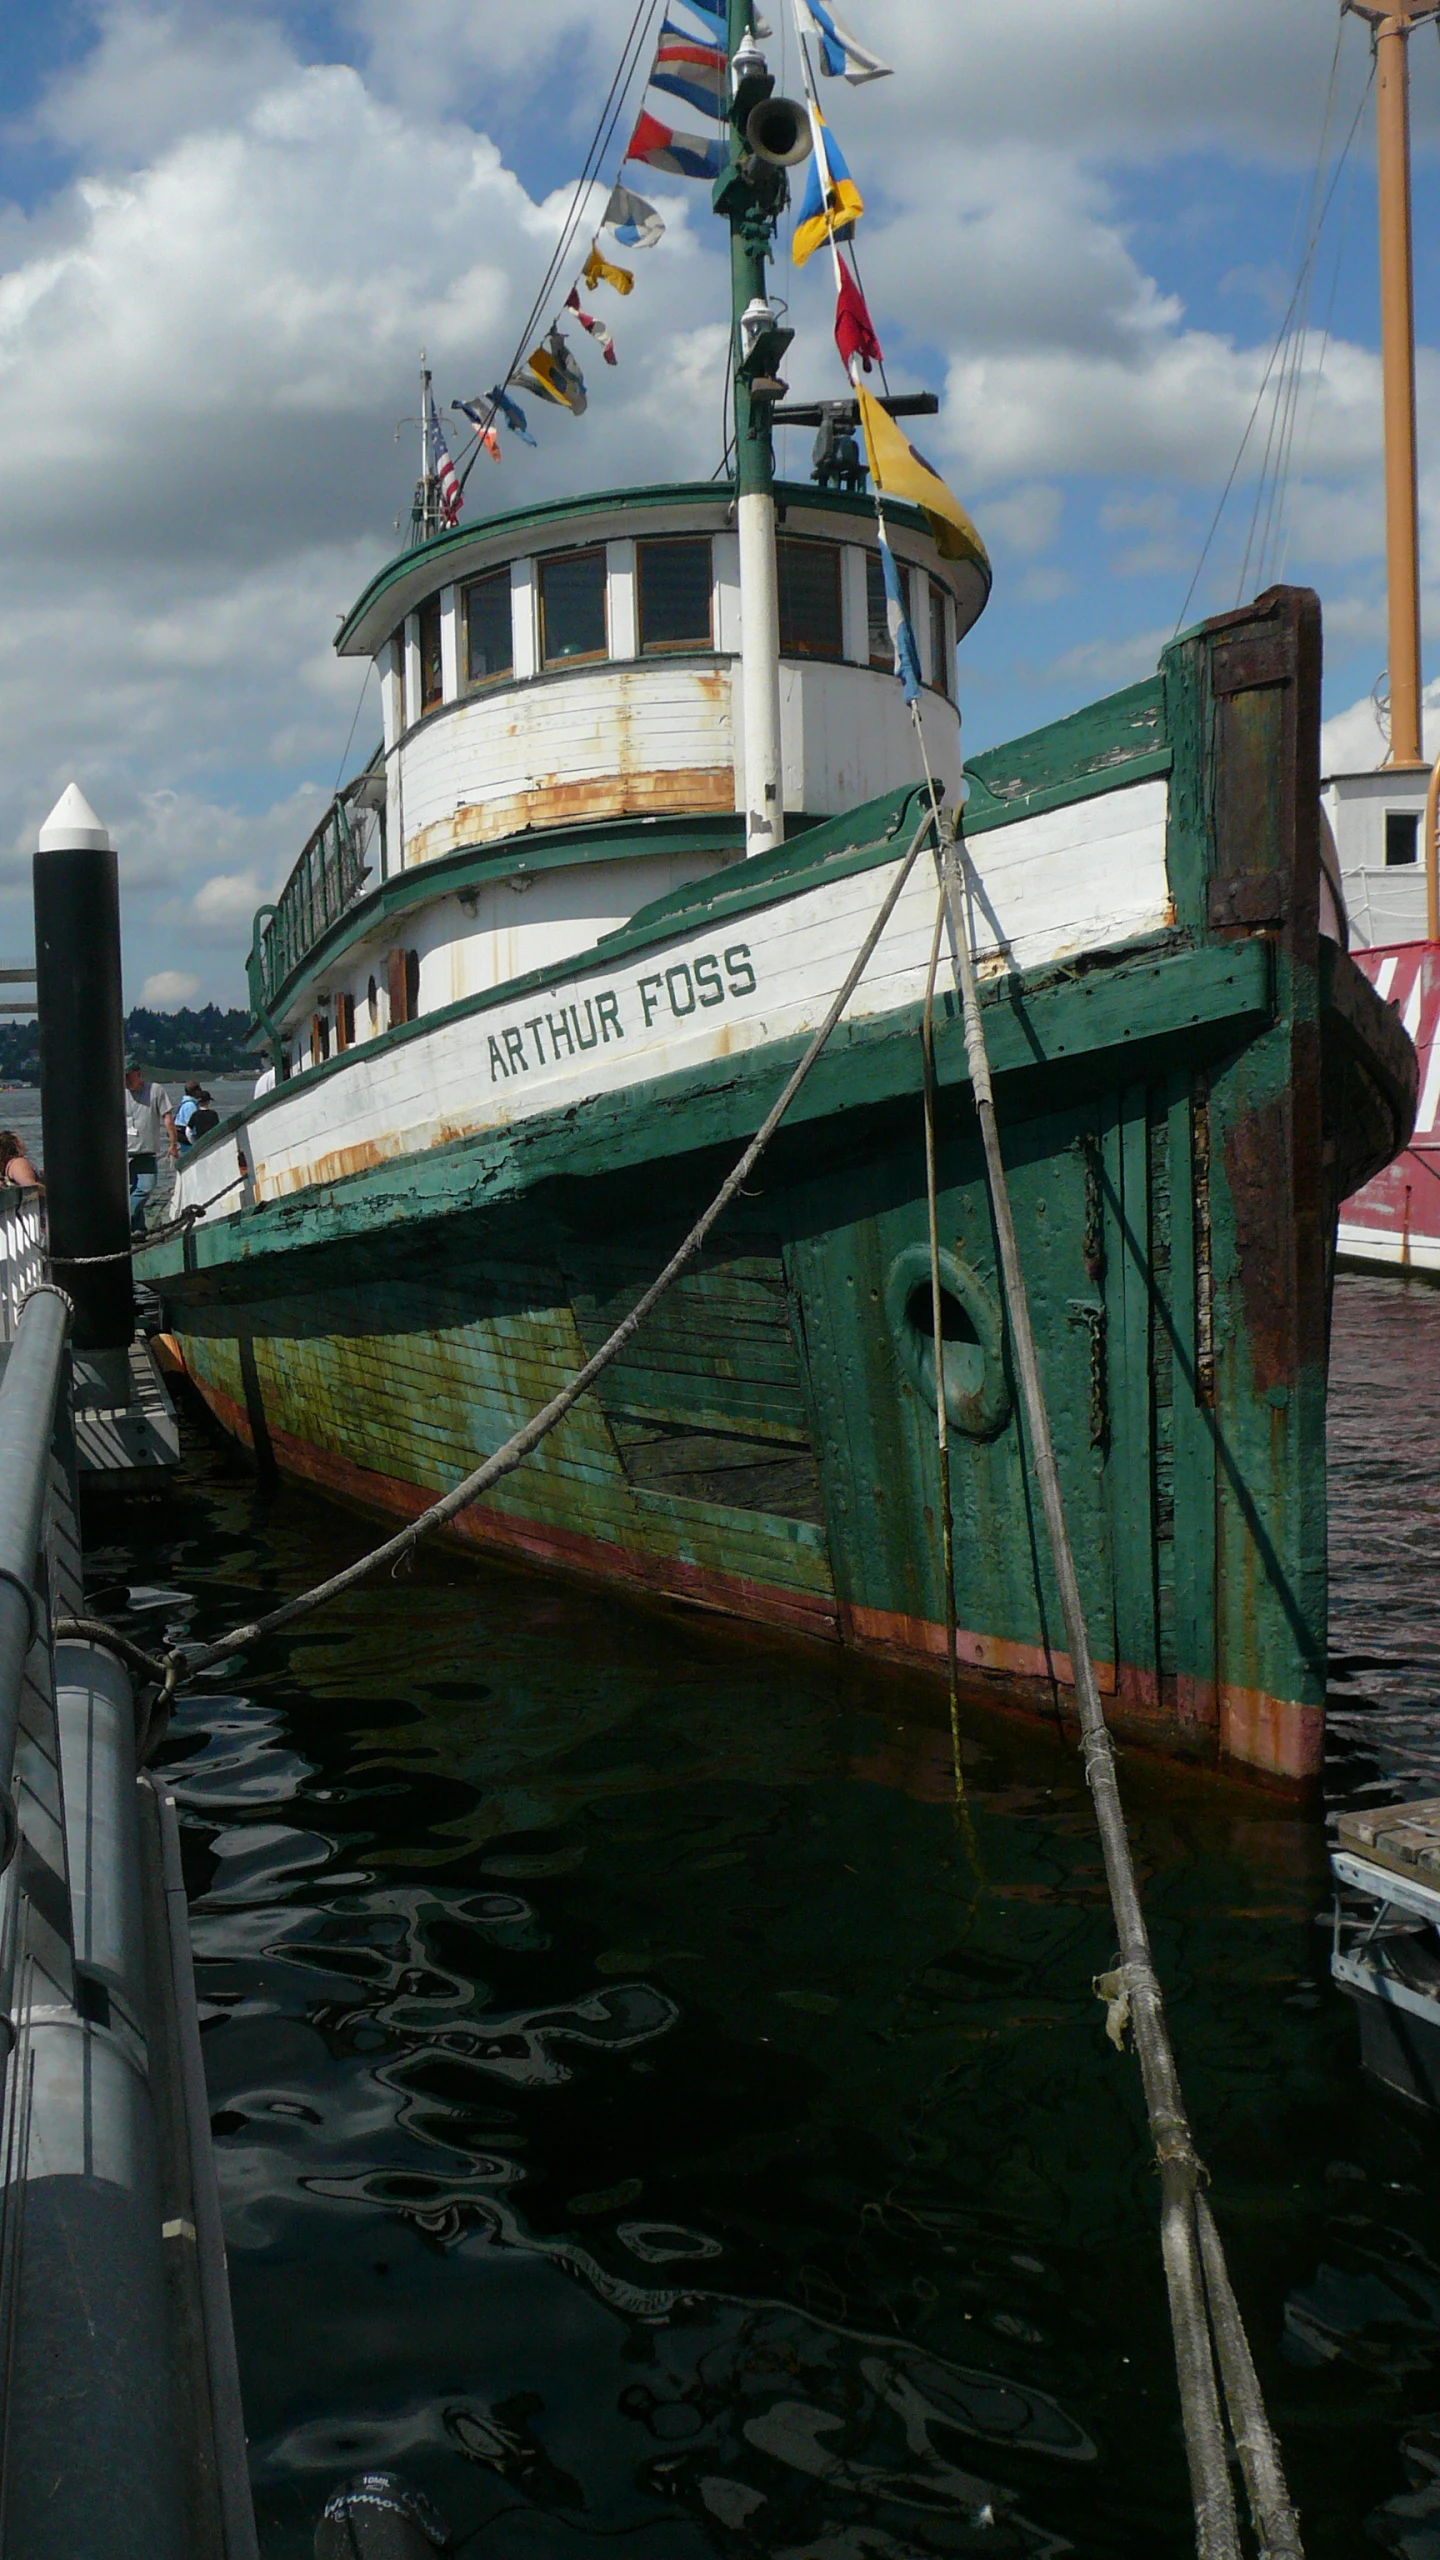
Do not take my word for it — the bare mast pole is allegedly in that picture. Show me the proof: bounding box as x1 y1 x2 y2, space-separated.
1348 3 1437 767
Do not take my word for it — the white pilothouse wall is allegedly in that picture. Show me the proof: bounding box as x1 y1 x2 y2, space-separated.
274 487 965 1066
1324 768 1431 949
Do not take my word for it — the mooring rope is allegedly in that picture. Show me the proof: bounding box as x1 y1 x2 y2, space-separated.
919 879 963 1778
155 801 941 1681
933 814 1303 2560
75 757 1302 2551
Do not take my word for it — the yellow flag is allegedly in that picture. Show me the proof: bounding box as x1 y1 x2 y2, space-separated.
583 244 634 298
857 386 991 639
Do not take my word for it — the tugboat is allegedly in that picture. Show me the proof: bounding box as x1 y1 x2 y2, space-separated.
140 0 1414 1783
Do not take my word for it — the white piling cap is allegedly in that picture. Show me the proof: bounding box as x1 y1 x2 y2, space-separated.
38 783 112 853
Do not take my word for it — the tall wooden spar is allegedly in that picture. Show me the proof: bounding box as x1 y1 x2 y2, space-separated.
1351 4 1437 776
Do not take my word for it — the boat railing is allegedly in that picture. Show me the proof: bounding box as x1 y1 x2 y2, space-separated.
0 1187 45 1344
251 746 385 1014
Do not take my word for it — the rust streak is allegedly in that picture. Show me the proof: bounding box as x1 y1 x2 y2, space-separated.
406 766 735 867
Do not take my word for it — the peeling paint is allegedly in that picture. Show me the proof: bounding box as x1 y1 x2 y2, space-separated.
407 767 736 869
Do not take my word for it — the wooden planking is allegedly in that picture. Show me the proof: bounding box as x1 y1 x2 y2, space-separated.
564 1235 821 1508
967 676 1167 821
399 662 735 860
181 1239 836 1601
146 942 1276 1294
183 778 1173 1214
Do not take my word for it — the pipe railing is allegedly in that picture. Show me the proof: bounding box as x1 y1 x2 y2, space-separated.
0 1286 72 1869
0 1191 45 1347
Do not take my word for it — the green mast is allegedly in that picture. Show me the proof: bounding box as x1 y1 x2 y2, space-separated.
716 0 799 856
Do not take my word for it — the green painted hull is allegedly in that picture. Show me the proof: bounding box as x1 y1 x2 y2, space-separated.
143 589 1415 1781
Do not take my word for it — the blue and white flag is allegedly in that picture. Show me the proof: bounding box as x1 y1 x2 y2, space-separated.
604 183 665 250
804 0 891 83
481 385 537 446
878 527 921 704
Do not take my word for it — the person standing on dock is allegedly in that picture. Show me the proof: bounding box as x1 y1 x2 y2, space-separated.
125 1060 176 1233
0 1130 40 1187
174 1081 204 1147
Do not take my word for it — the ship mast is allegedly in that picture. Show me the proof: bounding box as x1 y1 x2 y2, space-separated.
1348 2 1437 768
720 0 795 857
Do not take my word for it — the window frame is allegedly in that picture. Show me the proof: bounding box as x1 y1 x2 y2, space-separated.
463 565 515 692
929 581 952 701
1386 810 1420 866
864 548 892 671
636 534 715 656
777 535 845 663
538 545 609 670
417 593 444 716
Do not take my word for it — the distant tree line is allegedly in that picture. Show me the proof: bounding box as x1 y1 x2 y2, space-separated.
0 1004 256 1085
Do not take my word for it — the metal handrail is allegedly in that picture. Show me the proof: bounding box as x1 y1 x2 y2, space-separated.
0 1287 71 1866
0 1191 45 1346
255 749 383 1011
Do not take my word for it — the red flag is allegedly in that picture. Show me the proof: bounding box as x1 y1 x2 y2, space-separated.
566 287 619 367
834 261 882 375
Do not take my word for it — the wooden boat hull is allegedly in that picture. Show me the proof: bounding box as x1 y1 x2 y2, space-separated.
141 588 1416 1783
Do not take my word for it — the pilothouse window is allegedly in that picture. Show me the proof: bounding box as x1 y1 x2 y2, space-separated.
638 537 713 652
930 583 951 700
778 537 843 661
540 548 607 666
465 569 513 687
1387 810 1420 866
418 595 444 714
865 550 892 669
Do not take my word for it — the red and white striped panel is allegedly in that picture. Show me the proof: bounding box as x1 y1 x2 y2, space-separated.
1340 939 1440 1272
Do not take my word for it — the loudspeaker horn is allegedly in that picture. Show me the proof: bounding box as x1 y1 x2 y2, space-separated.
744 95 813 168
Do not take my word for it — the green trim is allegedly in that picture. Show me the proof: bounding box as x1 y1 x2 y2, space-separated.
965 677 1167 824
336 477 934 656
253 807 747 1030
225 673 1183 1128
142 939 1272 1295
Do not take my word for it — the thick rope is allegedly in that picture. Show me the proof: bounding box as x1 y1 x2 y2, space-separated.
934 815 1300 2559
50 1617 180 1763
158 803 940 1680
920 881 962 1771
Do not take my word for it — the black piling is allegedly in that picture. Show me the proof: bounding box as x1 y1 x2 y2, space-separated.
32 788 133 1350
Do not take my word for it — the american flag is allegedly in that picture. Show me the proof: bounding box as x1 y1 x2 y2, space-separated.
427 391 463 526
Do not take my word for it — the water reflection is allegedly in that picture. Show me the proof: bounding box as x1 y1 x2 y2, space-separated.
73 1273 1440 2554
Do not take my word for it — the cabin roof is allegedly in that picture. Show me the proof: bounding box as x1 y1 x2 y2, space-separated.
334 476 935 658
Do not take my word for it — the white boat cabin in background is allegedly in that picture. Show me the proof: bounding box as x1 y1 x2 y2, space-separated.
1325 762 1432 951
251 479 966 1078
1325 761 1440 1273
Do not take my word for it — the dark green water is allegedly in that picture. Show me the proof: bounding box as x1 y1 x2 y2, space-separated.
84 1273 1440 2558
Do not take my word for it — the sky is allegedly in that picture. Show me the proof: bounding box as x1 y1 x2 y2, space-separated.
1 0 1439 1007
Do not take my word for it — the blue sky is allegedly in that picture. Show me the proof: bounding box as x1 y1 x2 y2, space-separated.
0 0 1436 1002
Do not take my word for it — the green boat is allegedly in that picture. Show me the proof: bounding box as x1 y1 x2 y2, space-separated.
138 15 1414 1787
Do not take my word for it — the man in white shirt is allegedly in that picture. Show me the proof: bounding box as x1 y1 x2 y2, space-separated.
125 1062 177 1234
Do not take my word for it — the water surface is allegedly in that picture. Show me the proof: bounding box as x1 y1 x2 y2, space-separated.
80 1270 1440 2558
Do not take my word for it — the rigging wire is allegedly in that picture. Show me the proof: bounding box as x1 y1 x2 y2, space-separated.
1235 16 1347 600
1173 39 1372 635
1277 106 1363 587
452 0 663 490
1235 20 1352 599
329 659 375 798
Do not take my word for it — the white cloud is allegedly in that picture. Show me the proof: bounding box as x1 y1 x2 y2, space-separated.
1321 680 1440 777
981 485 1063 559
141 968 200 1005
191 871 265 927
0 0 1426 1004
